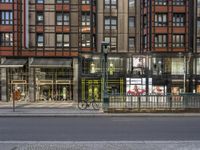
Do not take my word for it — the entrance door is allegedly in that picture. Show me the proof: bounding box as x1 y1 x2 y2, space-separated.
82 80 101 102
36 80 53 101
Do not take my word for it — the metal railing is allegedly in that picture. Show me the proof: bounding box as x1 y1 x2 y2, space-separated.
108 94 200 112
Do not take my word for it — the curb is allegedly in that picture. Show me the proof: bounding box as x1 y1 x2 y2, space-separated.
1 113 200 117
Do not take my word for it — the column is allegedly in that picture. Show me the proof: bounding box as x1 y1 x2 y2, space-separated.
29 58 35 102
1 58 7 102
73 58 79 102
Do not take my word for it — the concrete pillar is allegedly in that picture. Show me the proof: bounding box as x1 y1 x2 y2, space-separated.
28 58 35 102
1 58 7 102
73 58 79 102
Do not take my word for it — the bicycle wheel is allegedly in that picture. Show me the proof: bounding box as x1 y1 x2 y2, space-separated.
78 101 87 110
92 102 100 110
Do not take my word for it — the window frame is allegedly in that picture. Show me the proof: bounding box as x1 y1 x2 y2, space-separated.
155 13 167 27
172 34 185 48
36 12 44 24
36 33 44 47
36 0 44 4
56 33 70 47
173 13 185 27
154 34 167 48
0 0 13 3
0 11 13 25
104 17 117 30
104 0 117 9
56 0 70 4
172 0 185 6
0 32 13 46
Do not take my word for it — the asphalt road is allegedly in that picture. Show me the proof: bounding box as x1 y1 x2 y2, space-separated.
0 117 200 141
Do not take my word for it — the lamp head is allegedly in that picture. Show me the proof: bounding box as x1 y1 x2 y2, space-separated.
101 41 110 54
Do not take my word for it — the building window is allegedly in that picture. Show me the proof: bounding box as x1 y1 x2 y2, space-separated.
155 34 167 48
82 0 90 4
105 0 117 9
129 37 135 49
144 35 147 48
36 0 43 3
37 34 44 47
129 17 135 28
56 34 69 47
143 15 147 28
105 37 117 51
197 17 200 28
172 34 185 47
56 0 70 3
129 0 135 8
0 11 13 25
155 0 167 5
36 12 44 24
173 0 185 5
0 0 13 2
155 13 167 26
171 58 184 75
173 13 185 26
104 17 117 30
197 37 200 52
196 58 200 75
0 32 13 46
82 34 91 47
198 0 200 7
82 12 90 26
56 12 69 25
143 0 148 7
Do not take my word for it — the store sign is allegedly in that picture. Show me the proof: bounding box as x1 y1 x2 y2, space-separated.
131 78 142 84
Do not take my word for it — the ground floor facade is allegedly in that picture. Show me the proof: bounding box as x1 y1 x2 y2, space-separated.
1 53 200 102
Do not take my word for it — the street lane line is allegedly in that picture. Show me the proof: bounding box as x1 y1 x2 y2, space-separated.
0 141 200 144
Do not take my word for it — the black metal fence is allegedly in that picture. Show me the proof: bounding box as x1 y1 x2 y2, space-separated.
108 94 200 112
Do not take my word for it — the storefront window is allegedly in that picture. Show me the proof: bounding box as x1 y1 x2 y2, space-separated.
196 58 200 75
82 56 123 75
127 57 145 75
171 58 184 75
126 78 146 96
7 67 29 101
152 58 163 75
35 68 73 101
82 57 101 74
108 57 123 75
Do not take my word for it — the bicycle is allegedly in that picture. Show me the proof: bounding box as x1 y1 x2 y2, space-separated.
78 99 100 110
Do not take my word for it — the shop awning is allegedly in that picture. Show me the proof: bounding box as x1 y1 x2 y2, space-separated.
0 59 27 68
30 58 72 68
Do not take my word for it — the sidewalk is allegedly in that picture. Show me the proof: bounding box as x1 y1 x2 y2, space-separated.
1 101 200 117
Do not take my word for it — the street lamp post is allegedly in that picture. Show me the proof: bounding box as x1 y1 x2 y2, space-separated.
183 52 192 93
101 41 109 112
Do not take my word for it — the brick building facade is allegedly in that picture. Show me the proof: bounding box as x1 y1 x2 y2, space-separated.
0 0 199 102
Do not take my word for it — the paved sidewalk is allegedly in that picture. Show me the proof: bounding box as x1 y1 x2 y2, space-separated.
0 101 104 117
1 141 200 150
1 101 200 117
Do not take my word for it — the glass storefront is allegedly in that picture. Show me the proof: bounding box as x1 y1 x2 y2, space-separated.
127 56 145 75
196 85 200 93
81 78 124 102
81 79 101 102
35 68 73 101
126 78 146 96
7 67 29 101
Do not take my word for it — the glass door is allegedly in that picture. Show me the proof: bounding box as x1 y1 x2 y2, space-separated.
36 80 53 101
